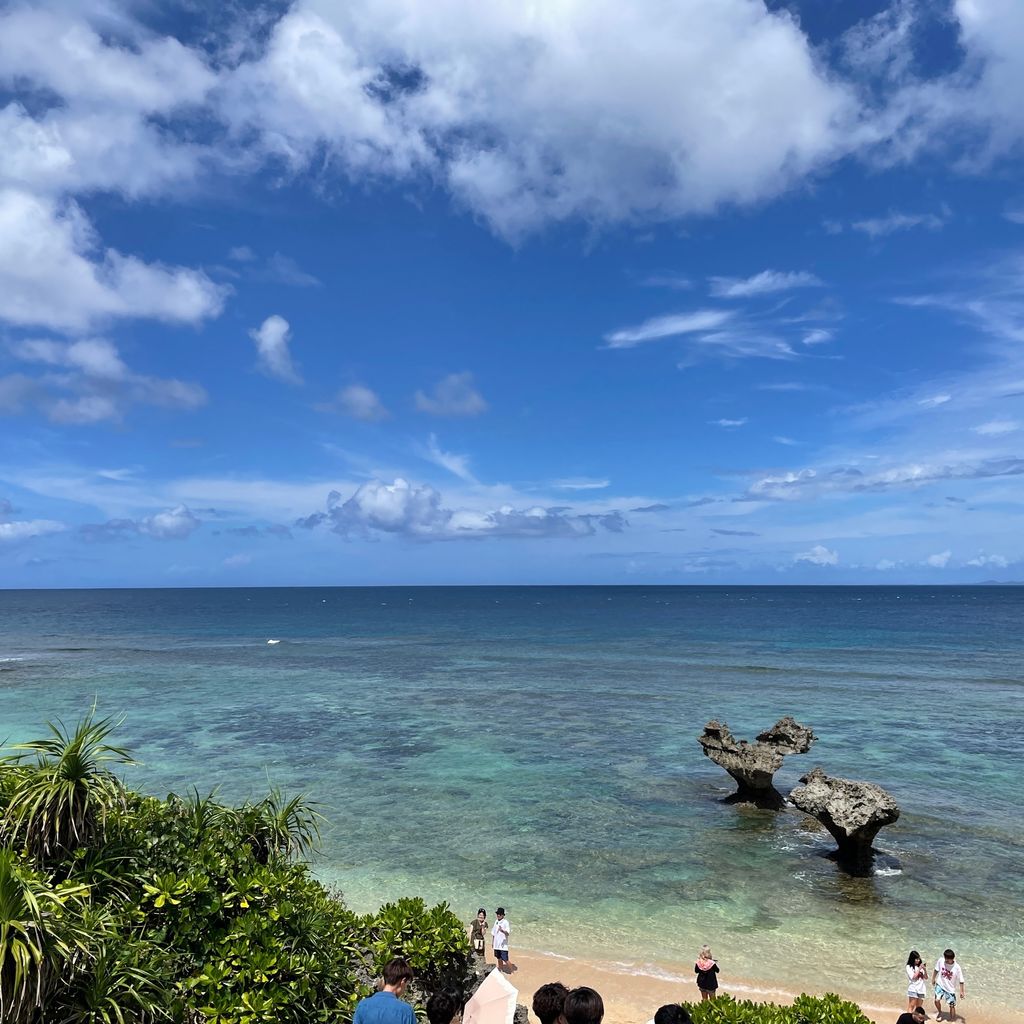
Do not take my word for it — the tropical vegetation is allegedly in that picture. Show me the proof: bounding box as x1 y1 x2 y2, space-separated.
0 712 472 1024
684 993 873 1024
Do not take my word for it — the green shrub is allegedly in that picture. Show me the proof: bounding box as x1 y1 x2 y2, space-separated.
0 714 471 1024
685 994 872 1024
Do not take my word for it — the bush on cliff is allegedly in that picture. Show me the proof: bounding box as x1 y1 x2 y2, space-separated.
0 712 471 1024
685 994 873 1024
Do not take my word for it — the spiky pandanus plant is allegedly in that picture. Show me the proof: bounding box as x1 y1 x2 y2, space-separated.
237 788 323 865
1 712 134 866
0 848 92 1023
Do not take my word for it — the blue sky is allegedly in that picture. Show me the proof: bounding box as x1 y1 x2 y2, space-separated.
3 0 1024 586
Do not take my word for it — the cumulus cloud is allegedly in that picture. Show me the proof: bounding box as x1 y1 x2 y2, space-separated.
802 329 834 346
250 315 302 384
0 519 66 542
966 553 1009 568
0 190 227 332
795 544 838 566
297 478 625 541
80 505 201 542
326 384 389 421
2 337 206 424
708 270 823 298
925 550 952 568
414 372 487 417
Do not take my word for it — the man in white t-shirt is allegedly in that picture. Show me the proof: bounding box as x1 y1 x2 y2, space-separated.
932 949 965 1021
491 907 511 973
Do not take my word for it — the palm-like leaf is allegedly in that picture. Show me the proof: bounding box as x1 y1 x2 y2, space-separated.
0 848 92 1023
2 712 135 864
240 789 323 864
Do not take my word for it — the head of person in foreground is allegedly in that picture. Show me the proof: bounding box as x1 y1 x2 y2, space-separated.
426 991 460 1024
533 982 569 1024
655 1005 693 1024
382 957 414 995
564 987 604 1024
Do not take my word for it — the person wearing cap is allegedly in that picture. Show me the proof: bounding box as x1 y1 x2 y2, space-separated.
491 907 511 972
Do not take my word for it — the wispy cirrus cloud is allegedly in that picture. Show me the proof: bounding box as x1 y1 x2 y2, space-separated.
603 310 733 348
850 208 949 237
708 269 823 298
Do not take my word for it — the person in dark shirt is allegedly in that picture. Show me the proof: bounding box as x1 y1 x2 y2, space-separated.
695 945 720 1000
654 1007 693 1024
353 957 416 1024
533 982 569 1024
896 1008 927 1024
426 991 460 1024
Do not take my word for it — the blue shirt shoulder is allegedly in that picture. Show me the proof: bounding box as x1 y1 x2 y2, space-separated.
354 990 416 1024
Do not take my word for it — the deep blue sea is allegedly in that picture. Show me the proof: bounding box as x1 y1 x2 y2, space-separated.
1 586 1022 1011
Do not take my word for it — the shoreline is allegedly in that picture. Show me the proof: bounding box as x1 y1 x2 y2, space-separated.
487 948 1024 1024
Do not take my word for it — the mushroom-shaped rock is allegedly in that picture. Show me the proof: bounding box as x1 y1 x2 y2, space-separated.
756 716 816 755
789 767 901 875
698 718 813 809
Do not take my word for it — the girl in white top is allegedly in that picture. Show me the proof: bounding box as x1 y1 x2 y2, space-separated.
906 950 928 1012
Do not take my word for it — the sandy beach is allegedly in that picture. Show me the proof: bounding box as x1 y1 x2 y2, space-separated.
483 948 1024 1024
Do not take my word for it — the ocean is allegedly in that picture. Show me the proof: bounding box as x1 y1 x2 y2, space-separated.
1 586 1021 1012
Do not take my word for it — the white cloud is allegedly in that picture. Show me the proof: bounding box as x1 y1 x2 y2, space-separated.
298 478 625 541
604 310 733 348
708 270 823 298
875 558 898 570
774 436 800 446
972 419 1019 436
795 544 838 566
747 456 1024 501
802 328 834 346
261 253 321 287
710 418 748 428
81 504 201 542
925 549 952 568
918 393 952 408
414 372 487 417
552 478 611 491
330 384 389 421
0 519 65 542
0 190 227 332
250 315 302 385
966 553 1009 568
850 209 948 238
4 337 207 424
421 434 476 483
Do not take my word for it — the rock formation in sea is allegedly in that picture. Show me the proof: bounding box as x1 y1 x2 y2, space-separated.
697 716 816 809
789 766 901 875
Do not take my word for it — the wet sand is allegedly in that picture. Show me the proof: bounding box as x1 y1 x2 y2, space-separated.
483 948 1023 1024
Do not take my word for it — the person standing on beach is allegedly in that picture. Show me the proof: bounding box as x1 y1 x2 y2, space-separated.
492 907 511 972
469 908 487 961
353 957 416 1024
695 945 720 1000
906 950 927 1013
932 949 965 1022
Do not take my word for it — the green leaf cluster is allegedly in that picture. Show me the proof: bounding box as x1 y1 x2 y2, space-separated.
684 994 873 1024
0 712 471 1024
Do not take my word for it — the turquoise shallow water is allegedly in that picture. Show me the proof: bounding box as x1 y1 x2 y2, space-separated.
1 586 1022 1012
